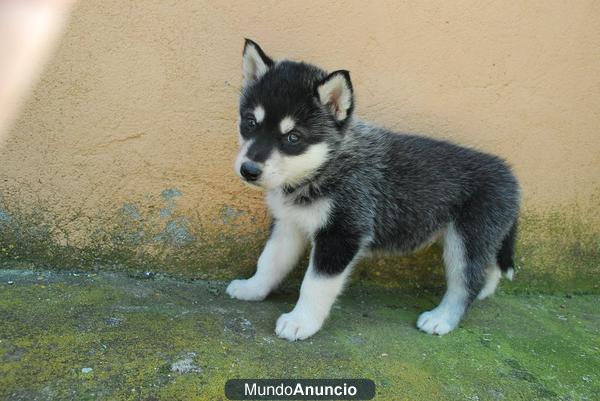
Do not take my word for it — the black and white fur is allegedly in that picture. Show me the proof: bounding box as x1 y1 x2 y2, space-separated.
227 39 520 341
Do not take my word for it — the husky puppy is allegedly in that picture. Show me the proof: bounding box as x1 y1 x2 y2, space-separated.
227 39 520 341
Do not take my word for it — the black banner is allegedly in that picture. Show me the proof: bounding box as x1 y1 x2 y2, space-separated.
225 379 375 400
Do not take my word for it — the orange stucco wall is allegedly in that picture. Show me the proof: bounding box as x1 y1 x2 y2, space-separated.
1 1 598 274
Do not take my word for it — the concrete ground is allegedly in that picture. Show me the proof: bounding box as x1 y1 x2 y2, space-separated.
0 268 598 401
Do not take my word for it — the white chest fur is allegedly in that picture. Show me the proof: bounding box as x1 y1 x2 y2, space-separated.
266 190 332 237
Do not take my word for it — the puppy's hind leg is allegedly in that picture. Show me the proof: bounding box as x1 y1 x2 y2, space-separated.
417 223 478 335
477 264 502 300
227 220 306 301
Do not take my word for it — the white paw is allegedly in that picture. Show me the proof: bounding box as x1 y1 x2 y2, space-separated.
226 279 268 301
275 310 323 341
417 308 461 335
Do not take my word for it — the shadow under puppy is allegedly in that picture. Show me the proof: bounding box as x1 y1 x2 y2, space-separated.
227 39 520 341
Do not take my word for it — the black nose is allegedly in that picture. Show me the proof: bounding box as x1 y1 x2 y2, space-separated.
240 161 262 182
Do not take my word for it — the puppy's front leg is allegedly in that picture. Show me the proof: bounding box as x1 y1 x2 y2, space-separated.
227 220 306 301
276 229 361 341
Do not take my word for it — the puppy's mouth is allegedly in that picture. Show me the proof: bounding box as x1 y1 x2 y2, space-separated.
240 178 264 191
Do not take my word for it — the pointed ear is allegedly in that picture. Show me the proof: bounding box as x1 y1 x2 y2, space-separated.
242 39 274 87
316 70 354 122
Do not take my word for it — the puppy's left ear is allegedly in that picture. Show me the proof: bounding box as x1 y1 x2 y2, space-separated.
316 70 354 123
242 39 274 87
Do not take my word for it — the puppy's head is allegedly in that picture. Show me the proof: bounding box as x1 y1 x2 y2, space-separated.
235 39 354 190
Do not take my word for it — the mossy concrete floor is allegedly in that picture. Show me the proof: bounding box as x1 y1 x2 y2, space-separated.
1 268 598 401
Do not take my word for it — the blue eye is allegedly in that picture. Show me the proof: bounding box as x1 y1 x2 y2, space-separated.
287 133 300 144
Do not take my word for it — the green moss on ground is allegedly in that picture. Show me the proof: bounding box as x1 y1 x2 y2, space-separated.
1 269 598 401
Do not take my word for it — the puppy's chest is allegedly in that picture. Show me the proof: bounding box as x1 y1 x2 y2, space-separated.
266 190 332 235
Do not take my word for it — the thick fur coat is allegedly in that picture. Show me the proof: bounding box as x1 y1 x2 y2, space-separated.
227 40 520 341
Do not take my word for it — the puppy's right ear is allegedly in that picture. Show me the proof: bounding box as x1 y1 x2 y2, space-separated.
242 39 273 87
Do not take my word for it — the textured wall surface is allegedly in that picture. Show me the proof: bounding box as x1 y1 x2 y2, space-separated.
1 1 598 284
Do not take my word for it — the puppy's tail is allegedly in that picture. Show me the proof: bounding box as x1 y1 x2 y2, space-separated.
497 220 518 281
